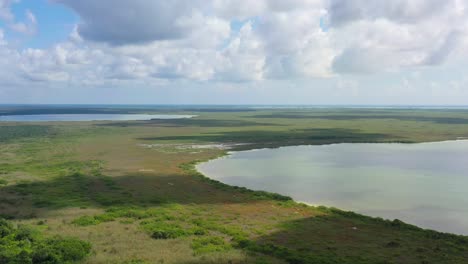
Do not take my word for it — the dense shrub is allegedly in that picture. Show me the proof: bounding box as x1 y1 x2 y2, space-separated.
72 215 100 226
191 236 231 254
0 218 91 263
0 126 54 143
71 206 179 227
140 218 207 240
31 238 91 263
140 221 189 239
72 214 116 226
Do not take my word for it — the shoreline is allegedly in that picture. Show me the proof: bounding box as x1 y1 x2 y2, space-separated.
193 140 468 237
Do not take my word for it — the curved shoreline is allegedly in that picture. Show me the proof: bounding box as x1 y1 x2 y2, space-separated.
193 139 468 236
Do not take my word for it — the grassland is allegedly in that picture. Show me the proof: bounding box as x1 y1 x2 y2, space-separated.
1 107 468 263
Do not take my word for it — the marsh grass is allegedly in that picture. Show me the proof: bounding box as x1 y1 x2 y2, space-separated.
0 125 56 143
191 236 232 254
2 108 468 263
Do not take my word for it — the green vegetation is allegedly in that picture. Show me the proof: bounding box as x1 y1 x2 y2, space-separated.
191 236 232 254
0 125 55 143
141 220 205 239
1 107 468 263
0 218 91 263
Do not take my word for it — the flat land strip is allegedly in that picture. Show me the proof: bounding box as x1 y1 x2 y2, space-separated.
1 107 468 263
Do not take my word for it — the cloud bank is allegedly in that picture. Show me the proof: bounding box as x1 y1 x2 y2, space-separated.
0 0 467 100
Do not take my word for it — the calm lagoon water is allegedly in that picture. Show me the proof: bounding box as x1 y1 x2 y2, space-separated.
0 114 195 122
197 140 468 235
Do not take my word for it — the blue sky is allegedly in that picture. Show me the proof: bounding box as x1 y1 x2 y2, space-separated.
1 0 76 48
0 0 467 105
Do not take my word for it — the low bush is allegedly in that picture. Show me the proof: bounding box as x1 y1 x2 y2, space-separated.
72 215 100 226
140 221 189 239
0 218 91 263
32 237 92 263
141 218 208 240
72 206 179 227
123 260 150 264
191 236 231 254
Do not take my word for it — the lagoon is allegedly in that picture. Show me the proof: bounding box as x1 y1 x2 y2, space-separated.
197 140 468 235
0 114 195 122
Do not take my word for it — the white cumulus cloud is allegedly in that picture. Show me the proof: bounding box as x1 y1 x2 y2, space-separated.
1 0 467 93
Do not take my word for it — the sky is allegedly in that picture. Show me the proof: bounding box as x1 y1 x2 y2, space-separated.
0 0 468 105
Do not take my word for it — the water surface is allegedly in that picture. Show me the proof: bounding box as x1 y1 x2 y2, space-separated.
197 141 468 235
0 114 195 122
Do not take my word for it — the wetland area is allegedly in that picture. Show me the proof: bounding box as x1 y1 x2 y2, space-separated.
1 106 468 263
198 140 468 235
